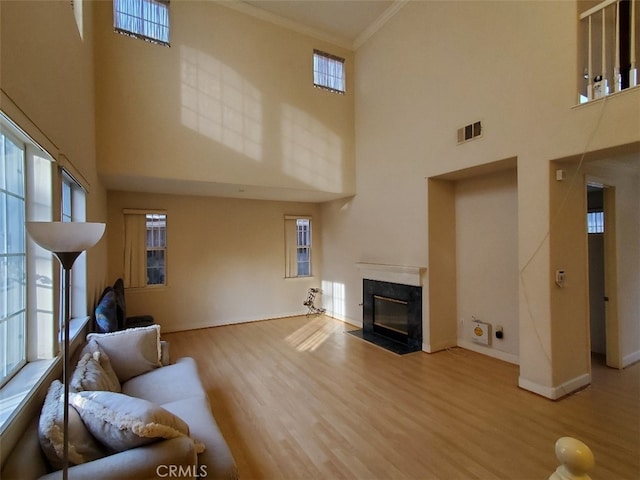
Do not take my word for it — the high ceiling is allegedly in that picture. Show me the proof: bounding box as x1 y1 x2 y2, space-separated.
235 0 401 49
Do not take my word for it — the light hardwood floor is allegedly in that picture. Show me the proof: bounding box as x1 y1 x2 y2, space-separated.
164 315 640 480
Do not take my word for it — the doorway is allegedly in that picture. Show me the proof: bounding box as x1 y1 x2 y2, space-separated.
587 185 606 357
586 182 620 368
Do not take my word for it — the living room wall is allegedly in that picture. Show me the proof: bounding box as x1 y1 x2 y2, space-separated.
0 0 108 306
93 0 355 201
107 190 322 333
320 0 639 397
455 169 519 363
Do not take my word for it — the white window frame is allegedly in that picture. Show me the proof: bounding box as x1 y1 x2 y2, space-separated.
285 216 313 278
113 0 170 46
145 213 167 286
0 113 55 391
61 169 88 319
313 49 346 94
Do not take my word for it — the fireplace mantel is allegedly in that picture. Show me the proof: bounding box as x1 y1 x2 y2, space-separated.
356 262 427 287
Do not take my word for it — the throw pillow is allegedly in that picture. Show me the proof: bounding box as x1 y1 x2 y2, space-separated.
94 288 118 333
38 380 106 469
70 391 198 453
86 325 162 382
71 349 121 393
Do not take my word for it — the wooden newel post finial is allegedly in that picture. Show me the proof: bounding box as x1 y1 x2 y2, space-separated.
549 437 595 480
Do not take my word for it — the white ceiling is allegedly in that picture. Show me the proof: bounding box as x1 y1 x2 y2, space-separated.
232 0 402 49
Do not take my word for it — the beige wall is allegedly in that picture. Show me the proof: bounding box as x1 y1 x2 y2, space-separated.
321 0 640 398
93 0 355 200
1 0 108 305
455 169 519 363
107 191 322 333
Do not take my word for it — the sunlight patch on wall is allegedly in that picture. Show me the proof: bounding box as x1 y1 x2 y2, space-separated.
285 316 341 352
321 280 345 320
281 105 342 191
181 46 263 161
73 0 84 40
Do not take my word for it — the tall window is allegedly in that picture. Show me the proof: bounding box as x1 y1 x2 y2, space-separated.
123 210 167 287
1 129 26 387
285 216 312 278
61 170 88 318
113 0 170 46
146 213 166 285
313 50 346 94
1 113 55 391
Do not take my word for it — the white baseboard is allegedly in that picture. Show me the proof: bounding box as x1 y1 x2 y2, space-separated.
422 339 457 353
457 339 519 365
622 350 640 367
518 373 591 400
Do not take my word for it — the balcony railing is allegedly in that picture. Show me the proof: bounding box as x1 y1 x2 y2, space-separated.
579 0 638 103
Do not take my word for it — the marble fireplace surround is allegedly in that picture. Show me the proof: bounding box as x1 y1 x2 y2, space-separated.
355 263 427 354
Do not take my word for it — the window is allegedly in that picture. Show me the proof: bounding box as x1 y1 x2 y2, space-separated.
313 50 345 94
1 113 54 391
587 211 605 233
1 129 27 387
123 210 167 287
61 170 88 318
285 216 312 278
113 0 170 46
146 213 166 285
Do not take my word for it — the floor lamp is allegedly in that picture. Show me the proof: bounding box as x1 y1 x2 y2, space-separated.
25 222 105 480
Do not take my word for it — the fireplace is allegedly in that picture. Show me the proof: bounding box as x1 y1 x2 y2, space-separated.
359 279 422 354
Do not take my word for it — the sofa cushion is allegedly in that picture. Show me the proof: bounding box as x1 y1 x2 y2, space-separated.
71 348 121 393
38 380 107 469
70 391 193 453
85 325 162 382
95 287 118 333
162 396 239 480
122 357 206 404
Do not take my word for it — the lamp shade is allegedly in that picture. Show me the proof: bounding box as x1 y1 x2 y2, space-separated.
26 222 105 253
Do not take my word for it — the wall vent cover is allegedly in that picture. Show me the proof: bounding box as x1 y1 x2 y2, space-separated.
457 120 482 144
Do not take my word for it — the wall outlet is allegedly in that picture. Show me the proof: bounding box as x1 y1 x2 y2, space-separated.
495 326 504 339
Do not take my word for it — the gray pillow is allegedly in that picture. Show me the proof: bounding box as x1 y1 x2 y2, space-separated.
71 349 121 393
38 380 106 469
70 391 202 453
85 325 162 382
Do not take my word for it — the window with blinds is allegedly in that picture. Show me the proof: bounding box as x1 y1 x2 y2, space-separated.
285 216 313 278
313 50 346 94
146 213 166 285
113 0 170 46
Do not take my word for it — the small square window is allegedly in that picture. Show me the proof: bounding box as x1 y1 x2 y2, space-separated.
313 50 345 94
113 0 170 46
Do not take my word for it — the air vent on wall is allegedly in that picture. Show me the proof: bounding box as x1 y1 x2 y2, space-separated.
457 120 482 144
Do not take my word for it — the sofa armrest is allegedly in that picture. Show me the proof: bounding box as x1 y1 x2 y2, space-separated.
38 437 198 480
160 340 171 366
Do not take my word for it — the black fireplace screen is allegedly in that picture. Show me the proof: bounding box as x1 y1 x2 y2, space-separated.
373 295 409 335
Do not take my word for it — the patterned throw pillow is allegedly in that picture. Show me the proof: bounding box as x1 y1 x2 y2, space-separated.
95 289 118 333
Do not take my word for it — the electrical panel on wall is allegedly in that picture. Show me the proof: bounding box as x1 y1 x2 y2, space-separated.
457 120 483 144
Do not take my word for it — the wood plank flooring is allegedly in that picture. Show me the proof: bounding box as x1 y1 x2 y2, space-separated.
163 315 640 480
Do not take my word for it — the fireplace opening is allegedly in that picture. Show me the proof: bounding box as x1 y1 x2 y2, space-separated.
373 295 409 342
350 279 422 354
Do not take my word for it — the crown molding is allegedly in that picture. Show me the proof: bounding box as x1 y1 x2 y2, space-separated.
353 0 409 50
218 0 353 50
217 0 409 51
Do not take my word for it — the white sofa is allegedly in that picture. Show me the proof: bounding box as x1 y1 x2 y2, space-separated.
1 326 238 480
